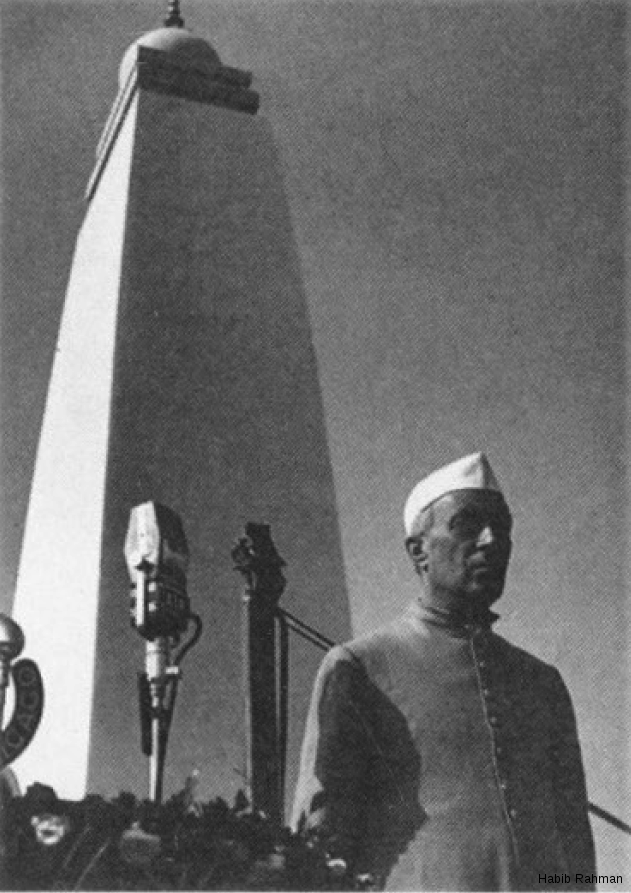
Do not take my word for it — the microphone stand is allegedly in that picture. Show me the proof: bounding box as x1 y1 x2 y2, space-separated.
143 618 202 804
146 636 170 804
126 502 202 805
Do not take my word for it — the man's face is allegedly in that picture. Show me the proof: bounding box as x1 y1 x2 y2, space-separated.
410 489 513 607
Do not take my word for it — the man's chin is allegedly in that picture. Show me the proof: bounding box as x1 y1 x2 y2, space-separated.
465 582 503 606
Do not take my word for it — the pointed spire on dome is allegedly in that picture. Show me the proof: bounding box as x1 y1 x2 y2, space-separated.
164 0 184 28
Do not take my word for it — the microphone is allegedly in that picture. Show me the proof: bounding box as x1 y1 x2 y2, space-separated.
125 502 190 642
125 502 196 802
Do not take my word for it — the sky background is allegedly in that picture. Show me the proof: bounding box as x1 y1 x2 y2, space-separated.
0 0 627 880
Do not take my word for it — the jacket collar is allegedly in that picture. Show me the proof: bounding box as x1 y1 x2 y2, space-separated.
411 598 499 636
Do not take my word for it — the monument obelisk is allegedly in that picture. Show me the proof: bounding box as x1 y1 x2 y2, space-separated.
12 1 350 805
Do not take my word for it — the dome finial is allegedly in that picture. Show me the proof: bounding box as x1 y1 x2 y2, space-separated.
164 0 184 28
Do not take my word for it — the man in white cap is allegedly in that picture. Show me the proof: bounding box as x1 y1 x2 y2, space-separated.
292 452 596 891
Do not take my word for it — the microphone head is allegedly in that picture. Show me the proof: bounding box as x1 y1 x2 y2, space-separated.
125 502 191 641
125 502 189 580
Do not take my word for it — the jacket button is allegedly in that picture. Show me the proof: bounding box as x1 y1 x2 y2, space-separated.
509 808 518 819
489 715 499 726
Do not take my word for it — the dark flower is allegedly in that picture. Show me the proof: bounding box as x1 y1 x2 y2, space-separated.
119 822 162 867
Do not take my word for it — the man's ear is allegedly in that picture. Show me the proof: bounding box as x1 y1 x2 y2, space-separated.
406 536 428 572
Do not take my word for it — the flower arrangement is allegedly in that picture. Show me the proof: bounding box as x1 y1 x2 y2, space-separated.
5 781 374 891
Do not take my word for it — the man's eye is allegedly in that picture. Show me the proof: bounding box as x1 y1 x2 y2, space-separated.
450 511 480 535
451 510 512 539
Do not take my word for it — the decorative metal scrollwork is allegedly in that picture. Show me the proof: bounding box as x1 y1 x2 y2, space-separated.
0 614 44 769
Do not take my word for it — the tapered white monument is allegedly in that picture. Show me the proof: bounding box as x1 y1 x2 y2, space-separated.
12 3 350 806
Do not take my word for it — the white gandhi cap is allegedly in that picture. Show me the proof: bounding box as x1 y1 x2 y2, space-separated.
404 452 503 537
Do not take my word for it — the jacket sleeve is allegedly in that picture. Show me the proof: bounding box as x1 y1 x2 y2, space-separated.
291 645 372 866
549 669 596 886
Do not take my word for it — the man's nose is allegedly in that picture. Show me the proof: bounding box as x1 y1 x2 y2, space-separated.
476 525 495 547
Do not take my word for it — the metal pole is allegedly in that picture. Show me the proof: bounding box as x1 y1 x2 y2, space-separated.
150 715 163 803
241 586 254 806
146 637 169 804
249 594 281 824
233 524 286 825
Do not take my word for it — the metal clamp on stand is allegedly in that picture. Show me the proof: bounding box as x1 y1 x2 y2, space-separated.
125 502 202 803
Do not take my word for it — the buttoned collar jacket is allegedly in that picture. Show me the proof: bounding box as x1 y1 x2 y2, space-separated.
292 600 596 891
